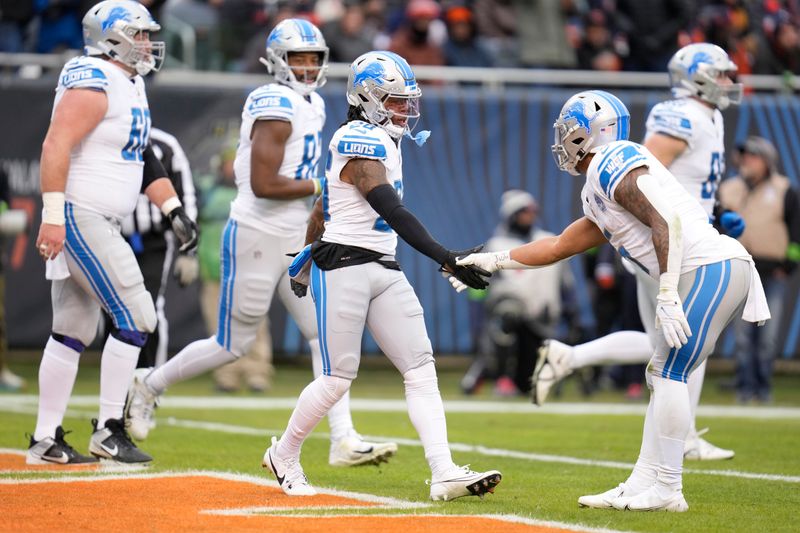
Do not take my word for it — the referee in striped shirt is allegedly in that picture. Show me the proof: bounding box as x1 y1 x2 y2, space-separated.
105 128 199 368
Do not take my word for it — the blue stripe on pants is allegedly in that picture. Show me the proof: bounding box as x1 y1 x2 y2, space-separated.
64 203 133 329
216 220 236 349
310 262 331 375
662 261 730 382
663 266 705 379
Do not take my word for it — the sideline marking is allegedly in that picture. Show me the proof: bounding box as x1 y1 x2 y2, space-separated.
4 394 800 419
0 461 628 533
3 405 798 484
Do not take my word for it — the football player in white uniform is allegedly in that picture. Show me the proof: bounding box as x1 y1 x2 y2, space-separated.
125 19 397 467
458 90 769 511
262 51 500 501
533 43 745 460
28 0 197 466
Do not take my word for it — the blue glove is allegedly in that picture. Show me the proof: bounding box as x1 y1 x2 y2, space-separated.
288 244 312 277
288 244 313 298
720 211 745 238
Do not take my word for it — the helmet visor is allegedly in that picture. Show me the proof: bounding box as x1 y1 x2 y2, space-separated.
383 94 421 133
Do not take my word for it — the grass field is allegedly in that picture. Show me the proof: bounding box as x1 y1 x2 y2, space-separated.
2 356 799 532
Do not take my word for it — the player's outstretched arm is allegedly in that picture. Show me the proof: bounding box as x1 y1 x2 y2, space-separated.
342 158 490 290
457 216 606 273
250 119 320 200
37 88 108 260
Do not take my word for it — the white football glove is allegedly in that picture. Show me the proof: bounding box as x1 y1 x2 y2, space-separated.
173 254 199 288
655 290 692 349
442 271 468 293
456 251 508 273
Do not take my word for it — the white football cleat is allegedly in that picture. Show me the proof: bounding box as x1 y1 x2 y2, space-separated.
531 339 574 405
329 433 398 467
124 368 159 441
429 465 501 501
684 428 734 461
620 485 688 512
263 437 316 496
578 483 630 509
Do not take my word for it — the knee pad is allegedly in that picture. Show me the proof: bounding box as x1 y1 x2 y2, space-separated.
132 291 157 333
52 333 86 353
112 328 148 348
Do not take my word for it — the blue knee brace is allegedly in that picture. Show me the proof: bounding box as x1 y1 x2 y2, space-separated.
112 329 148 348
52 333 86 353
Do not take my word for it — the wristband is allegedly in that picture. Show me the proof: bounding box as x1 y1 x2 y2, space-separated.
312 178 322 196
160 196 182 216
42 192 65 226
658 272 680 295
495 250 530 270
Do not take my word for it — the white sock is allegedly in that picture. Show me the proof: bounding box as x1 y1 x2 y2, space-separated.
34 337 81 441
572 331 652 369
97 335 141 428
625 392 659 494
311 340 353 442
276 374 351 459
403 363 455 479
687 359 707 436
146 337 236 394
652 375 690 494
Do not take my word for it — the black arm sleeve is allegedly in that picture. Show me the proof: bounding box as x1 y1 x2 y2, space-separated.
141 144 168 192
366 183 449 265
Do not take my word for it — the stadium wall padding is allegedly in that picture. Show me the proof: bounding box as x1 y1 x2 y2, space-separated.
2 79 799 357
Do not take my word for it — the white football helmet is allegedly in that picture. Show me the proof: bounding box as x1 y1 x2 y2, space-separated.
668 43 743 110
82 0 164 76
261 18 329 96
552 90 630 176
347 51 422 139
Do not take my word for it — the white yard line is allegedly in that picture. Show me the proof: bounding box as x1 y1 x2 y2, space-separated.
4 394 800 419
3 401 798 484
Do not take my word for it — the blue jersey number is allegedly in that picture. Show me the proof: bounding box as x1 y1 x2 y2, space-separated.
373 180 403 233
701 151 722 199
122 107 150 162
295 131 322 179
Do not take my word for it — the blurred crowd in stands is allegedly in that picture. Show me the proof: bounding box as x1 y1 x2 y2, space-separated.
2 0 800 75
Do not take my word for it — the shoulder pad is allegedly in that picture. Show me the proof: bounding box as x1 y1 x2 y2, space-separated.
59 57 108 91
594 141 648 198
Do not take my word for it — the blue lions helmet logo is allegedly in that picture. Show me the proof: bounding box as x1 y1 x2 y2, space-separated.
688 51 713 75
563 99 598 135
353 61 385 88
267 26 283 46
101 6 131 32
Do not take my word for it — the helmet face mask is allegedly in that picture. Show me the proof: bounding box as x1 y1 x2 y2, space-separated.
262 19 329 96
551 90 631 175
668 43 743 110
82 0 164 76
347 51 422 139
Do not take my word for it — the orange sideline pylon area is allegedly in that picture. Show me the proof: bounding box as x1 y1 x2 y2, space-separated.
1 454 580 533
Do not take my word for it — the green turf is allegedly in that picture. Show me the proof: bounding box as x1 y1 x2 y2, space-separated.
2 358 799 532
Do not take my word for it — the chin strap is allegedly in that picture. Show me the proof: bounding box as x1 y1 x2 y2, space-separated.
404 129 431 146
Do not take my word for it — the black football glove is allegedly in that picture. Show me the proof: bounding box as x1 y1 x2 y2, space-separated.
439 244 492 290
290 278 308 298
167 206 198 253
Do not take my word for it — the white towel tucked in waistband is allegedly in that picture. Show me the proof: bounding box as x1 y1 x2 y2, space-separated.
742 258 770 325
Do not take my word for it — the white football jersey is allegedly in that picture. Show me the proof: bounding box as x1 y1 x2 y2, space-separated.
54 56 151 219
229 83 325 235
581 140 749 279
644 98 725 217
322 121 403 255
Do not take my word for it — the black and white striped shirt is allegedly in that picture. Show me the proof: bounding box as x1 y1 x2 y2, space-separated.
121 128 197 237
